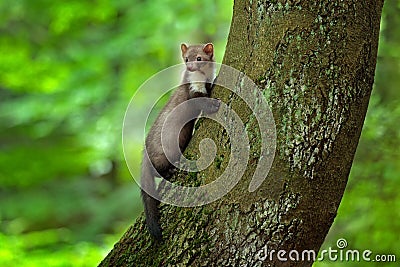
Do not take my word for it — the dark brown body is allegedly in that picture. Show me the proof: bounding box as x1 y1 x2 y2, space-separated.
141 82 219 240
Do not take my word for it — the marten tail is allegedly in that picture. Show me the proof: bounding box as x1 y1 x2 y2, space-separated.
141 155 162 240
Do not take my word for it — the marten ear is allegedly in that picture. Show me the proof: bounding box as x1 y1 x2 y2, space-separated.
203 43 213 56
181 43 188 55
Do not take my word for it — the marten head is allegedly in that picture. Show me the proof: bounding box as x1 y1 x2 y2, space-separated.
180 43 214 72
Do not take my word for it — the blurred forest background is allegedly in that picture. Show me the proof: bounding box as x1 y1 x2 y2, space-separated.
0 0 398 266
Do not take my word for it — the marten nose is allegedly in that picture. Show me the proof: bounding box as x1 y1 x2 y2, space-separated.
186 63 195 71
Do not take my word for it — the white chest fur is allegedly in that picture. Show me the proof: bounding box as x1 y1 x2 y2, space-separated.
187 71 208 94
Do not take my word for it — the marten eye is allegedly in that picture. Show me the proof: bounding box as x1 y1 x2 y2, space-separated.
196 57 202 61
185 57 188 62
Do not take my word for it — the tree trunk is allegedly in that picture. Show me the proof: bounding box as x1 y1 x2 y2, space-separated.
100 0 384 266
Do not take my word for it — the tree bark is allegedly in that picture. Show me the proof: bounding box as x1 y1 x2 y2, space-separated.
100 0 384 266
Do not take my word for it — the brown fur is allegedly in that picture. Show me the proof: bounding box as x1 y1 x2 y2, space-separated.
141 43 220 240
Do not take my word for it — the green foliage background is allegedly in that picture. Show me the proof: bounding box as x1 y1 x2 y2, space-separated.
0 0 398 266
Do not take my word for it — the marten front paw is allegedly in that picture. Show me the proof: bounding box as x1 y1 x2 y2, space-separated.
202 98 220 114
207 98 221 114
